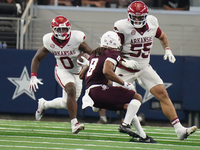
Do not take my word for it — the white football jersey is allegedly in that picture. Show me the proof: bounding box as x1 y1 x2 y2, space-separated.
114 15 160 70
43 30 85 74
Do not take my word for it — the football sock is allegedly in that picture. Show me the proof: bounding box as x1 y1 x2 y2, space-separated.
71 118 78 126
123 99 141 125
171 118 184 131
132 115 146 138
44 97 67 109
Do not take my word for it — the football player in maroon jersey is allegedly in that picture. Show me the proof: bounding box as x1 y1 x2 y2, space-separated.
79 31 157 142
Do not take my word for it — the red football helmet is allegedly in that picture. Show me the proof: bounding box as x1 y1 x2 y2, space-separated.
51 15 71 40
127 1 148 28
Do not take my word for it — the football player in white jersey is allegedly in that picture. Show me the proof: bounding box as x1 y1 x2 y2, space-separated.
29 15 93 134
113 1 197 141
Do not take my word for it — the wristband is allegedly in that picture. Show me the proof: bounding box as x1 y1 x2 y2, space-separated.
31 72 37 77
165 47 171 50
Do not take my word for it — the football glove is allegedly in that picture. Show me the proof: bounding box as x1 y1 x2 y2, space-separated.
15 3 22 14
29 76 43 92
121 58 139 70
77 56 89 66
163 48 176 63
123 81 135 91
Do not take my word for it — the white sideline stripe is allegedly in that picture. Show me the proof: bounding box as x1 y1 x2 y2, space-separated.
0 119 196 131
0 127 199 141
0 121 199 139
0 123 121 131
3 122 199 135
0 120 169 128
3 121 197 135
0 125 175 133
0 122 127 128
0 142 162 150
0 126 199 140
0 145 80 150
0 127 129 136
0 125 119 131
0 129 133 140
0 135 200 148
0 128 180 141
0 121 180 131
0 135 146 144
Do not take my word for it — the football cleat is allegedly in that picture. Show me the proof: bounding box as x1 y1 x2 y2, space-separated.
136 135 157 143
176 126 197 140
35 98 46 121
97 118 107 124
118 124 140 138
72 122 85 134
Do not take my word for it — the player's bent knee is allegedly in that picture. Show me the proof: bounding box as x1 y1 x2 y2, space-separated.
134 93 142 103
157 89 169 100
65 82 76 97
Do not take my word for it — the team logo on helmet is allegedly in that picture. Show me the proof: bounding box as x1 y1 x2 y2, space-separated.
100 31 121 50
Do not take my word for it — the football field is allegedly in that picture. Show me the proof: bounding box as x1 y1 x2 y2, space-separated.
0 119 199 150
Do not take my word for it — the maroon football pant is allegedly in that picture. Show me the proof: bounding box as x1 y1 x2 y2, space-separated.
89 85 135 111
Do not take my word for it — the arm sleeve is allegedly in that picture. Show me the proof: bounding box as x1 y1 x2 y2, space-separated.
155 27 162 38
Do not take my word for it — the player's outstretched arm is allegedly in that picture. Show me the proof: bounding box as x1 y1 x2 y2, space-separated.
29 46 49 92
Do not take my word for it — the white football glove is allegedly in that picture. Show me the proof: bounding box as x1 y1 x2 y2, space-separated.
29 76 43 92
163 48 176 63
121 58 139 70
77 56 89 66
15 3 22 14
123 81 135 91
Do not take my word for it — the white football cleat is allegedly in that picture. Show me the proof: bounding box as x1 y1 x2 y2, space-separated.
176 126 197 140
35 98 46 121
72 122 85 134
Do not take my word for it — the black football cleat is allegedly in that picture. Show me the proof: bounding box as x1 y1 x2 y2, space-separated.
136 135 157 143
118 124 140 138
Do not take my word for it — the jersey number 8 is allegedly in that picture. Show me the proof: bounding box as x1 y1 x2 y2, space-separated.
87 58 98 77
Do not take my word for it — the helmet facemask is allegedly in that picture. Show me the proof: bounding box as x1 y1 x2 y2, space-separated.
53 26 71 40
128 13 147 28
127 1 148 28
51 15 71 40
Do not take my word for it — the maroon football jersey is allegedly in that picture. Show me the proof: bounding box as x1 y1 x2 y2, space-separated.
85 49 121 89
84 48 135 110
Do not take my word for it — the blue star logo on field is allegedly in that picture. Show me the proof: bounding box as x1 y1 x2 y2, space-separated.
7 66 42 100
142 83 172 103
